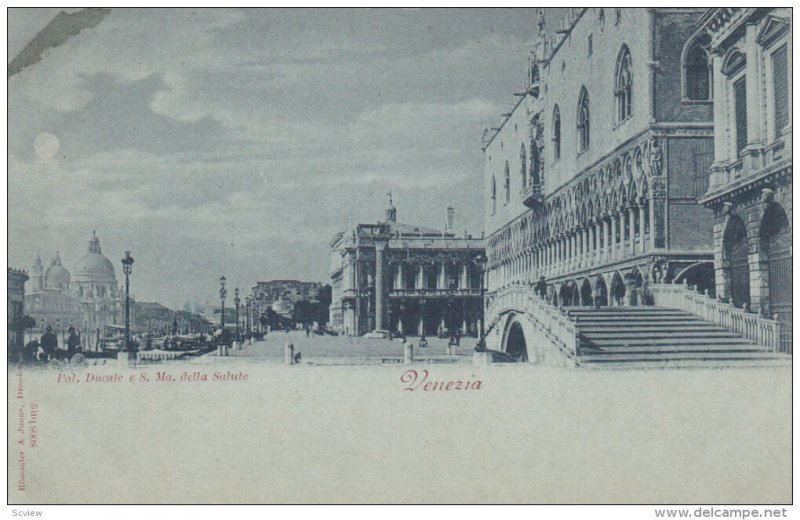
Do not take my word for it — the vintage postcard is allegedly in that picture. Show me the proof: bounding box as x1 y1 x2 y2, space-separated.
6 7 792 507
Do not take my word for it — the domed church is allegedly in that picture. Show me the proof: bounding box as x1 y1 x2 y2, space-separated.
27 232 123 347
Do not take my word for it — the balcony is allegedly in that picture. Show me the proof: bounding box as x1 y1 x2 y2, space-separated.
521 183 543 208
700 134 792 206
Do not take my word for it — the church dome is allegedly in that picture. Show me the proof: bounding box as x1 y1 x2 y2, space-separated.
44 252 71 290
72 232 117 284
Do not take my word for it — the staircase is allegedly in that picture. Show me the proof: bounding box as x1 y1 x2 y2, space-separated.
566 306 791 369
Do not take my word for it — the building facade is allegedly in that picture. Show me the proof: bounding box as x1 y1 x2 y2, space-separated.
26 232 124 347
329 198 484 337
483 8 718 349
696 8 791 325
8 268 29 352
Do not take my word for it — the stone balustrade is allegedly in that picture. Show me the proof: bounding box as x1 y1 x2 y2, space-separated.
487 285 580 357
649 283 784 353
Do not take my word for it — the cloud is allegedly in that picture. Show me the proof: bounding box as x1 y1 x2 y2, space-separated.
8 8 542 306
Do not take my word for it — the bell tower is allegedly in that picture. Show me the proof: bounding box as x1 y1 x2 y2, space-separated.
384 192 397 222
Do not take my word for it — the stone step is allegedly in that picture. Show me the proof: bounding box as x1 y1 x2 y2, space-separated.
578 358 792 369
565 306 688 312
578 351 791 363
556 304 786 368
570 315 703 321
581 331 737 338
570 314 697 321
580 337 754 347
579 344 771 355
578 324 731 333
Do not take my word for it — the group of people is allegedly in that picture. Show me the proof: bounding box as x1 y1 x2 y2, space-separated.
20 325 86 364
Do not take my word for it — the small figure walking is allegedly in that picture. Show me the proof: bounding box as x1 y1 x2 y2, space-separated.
535 276 547 300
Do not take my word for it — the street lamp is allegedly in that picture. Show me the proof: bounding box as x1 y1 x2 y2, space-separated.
447 279 456 343
121 251 134 353
234 288 241 341
245 296 252 334
473 252 488 352
219 276 227 332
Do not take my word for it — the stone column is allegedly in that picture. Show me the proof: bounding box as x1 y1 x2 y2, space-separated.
744 22 763 149
375 241 387 331
558 238 563 272
417 264 425 289
639 203 647 253
588 224 596 267
605 216 613 262
396 264 404 290
584 227 590 267
348 258 356 290
438 263 446 289
628 207 636 256
461 264 468 289
711 52 728 170
569 233 575 270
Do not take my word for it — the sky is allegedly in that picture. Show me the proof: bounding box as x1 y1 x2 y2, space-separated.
8 8 564 309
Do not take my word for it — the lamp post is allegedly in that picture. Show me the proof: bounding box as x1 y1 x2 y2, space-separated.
234 288 241 342
447 279 456 342
245 296 252 334
474 252 488 351
219 276 227 331
121 251 135 365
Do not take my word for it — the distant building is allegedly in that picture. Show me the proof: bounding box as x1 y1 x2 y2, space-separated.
27 232 123 347
133 302 211 334
246 280 323 331
329 197 484 337
7 268 29 352
697 8 791 324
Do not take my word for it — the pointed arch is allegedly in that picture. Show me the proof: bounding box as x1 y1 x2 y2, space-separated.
577 87 590 152
682 32 712 101
552 104 562 161
615 44 633 122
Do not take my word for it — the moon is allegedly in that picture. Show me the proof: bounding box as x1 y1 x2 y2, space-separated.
34 132 60 160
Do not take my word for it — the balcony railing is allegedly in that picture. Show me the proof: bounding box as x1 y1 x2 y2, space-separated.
649 282 787 353
487 285 579 358
389 288 481 298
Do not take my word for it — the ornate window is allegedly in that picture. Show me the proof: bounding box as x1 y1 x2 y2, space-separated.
615 45 633 122
552 105 561 161
683 34 712 101
577 87 590 152
520 144 527 188
723 49 748 154
504 161 510 203
772 44 789 134
733 77 748 154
